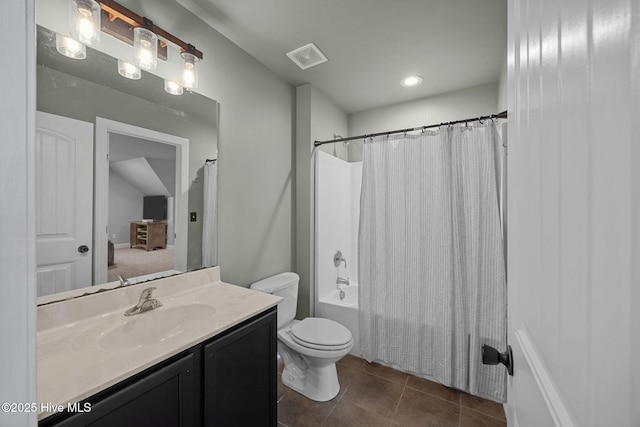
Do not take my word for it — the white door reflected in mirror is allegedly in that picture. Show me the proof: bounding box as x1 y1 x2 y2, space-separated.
36 111 94 296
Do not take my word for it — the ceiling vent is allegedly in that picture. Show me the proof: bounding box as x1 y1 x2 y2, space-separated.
286 43 328 70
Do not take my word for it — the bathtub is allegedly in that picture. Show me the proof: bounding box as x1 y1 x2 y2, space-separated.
316 284 360 355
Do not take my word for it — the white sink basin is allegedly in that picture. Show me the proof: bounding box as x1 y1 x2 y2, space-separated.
99 304 216 351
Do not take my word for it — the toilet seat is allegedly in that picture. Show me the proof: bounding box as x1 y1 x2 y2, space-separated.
289 318 353 351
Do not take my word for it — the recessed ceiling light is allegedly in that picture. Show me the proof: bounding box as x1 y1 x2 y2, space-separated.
401 75 423 87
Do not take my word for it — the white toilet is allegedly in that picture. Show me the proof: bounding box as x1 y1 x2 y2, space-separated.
251 272 353 402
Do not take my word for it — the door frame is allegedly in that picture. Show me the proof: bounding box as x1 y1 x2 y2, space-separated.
94 118 189 285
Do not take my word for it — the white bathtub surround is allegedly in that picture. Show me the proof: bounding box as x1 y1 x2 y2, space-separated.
358 123 507 402
314 151 362 355
37 266 280 420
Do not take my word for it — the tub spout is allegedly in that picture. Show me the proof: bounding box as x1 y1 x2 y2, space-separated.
336 276 350 286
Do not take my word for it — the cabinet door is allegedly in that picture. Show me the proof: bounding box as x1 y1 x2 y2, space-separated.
203 309 277 427
43 352 199 427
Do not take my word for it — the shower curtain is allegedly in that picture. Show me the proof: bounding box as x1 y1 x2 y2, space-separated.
202 160 217 267
358 122 507 401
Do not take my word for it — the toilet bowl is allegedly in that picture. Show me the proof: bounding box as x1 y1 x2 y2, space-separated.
251 273 353 402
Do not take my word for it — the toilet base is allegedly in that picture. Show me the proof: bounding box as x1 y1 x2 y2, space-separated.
281 363 340 402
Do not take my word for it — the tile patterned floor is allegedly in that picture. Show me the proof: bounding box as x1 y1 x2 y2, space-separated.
277 354 507 427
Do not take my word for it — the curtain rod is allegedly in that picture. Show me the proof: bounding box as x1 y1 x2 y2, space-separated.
314 110 508 147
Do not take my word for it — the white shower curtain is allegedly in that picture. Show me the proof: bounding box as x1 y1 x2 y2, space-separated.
358 122 507 401
202 160 217 267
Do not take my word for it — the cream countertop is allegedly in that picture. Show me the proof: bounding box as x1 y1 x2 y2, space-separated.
37 267 280 421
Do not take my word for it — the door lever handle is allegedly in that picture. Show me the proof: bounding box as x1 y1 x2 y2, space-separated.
482 344 514 376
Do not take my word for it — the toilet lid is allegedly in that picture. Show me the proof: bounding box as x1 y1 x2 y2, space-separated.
289 318 353 350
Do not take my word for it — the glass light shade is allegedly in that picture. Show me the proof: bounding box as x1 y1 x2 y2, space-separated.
134 27 158 70
164 80 183 96
180 52 199 90
55 33 86 59
70 0 100 46
118 60 141 80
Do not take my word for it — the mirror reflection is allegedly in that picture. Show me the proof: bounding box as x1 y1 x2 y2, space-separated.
36 25 218 300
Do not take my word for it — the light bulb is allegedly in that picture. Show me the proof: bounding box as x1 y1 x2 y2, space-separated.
70 0 100 46
118 60 141 80
134 27 158 70
180 52 199 89
138 45 154 69
164 80 183 96
55 33 86 59
78 16 95 42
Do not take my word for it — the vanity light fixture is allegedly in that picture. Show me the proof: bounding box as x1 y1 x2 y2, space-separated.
117 59 141 80
97 0 203 64
164 80 184 96
401 75 423 87
180 47 199 90
70 0 101 46
56 0 204 89
55 33 87 59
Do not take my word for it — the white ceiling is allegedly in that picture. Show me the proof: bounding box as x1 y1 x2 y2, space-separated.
178 0 507 113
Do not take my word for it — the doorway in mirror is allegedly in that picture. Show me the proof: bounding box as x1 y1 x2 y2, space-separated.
95 118 189 287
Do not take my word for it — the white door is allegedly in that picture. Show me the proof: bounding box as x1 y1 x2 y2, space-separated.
506 0 638 426
35 111 94 296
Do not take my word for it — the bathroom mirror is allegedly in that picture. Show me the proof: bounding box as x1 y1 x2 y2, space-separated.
36 25 219 301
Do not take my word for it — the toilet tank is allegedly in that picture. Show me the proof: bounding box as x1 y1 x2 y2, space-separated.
250 272 299 329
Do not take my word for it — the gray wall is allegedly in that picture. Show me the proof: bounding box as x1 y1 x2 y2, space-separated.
108 172 145 245
116 1 296 287
296 84 349 317
348 82 500 161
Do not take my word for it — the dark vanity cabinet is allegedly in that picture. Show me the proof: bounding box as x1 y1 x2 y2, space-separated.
204 309 278 425
44 352 199 427
40 307 277 427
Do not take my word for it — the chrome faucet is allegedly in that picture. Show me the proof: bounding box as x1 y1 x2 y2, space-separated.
334 251 350 286
336 276 350 286
124 287 162 316
118 275 131 287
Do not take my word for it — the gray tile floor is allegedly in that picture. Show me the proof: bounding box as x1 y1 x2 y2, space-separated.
277 355 507 427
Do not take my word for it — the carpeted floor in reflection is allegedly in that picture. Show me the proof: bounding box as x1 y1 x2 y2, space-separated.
107 247 174 283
